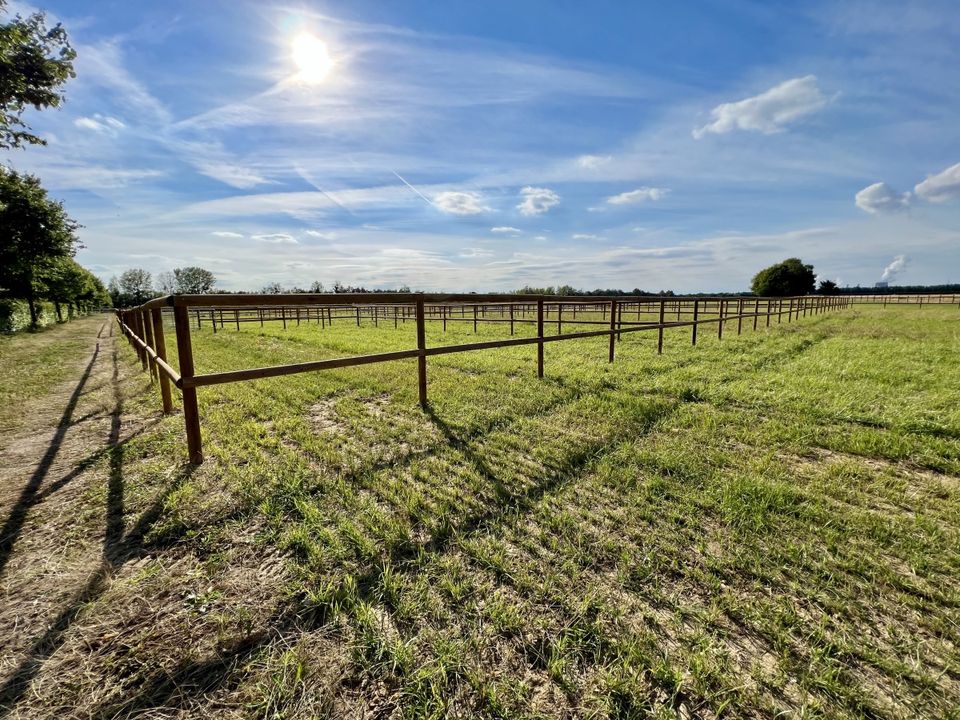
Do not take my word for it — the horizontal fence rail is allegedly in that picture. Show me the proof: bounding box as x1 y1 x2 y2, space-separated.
116 291 947 464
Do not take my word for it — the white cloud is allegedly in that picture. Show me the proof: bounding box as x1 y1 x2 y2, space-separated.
572 233 602 240
693 75 829 139
854 182 910 214
577 154 612 169
913 162 960 203
881 254 907 281
252 233 298 244
517 186 560 216
211 231 244 238
460 247 495 258
533 235 548 241
433 191 489 215
304 230 337 239
606 187 670 205
74 114 125 134
491 226 522 234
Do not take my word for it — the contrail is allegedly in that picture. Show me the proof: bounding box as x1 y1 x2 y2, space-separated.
392 170 435 207
294 165 356 215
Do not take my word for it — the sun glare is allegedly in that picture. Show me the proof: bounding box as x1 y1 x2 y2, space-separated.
291 32 332 83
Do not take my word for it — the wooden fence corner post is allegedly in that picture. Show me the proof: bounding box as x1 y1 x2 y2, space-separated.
151 307 173 414
173 303 203 465
537 299 545 377
415 297 428 408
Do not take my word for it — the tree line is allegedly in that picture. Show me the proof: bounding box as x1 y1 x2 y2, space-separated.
0 1 109 330
110 256 950 307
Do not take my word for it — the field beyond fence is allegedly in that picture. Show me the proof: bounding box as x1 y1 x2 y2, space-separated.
108 292 905 464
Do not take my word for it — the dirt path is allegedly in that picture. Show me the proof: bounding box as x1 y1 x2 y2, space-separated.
0 317 159 713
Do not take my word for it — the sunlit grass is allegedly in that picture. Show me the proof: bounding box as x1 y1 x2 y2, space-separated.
107 305 960 716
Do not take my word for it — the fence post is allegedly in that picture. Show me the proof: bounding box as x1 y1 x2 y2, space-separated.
537 300 545 377
416 297 428 407
235 309 240 331
142 308 157 381
608 299 617 362
509 304 514 336
151 308 173 414
737 298 743 335
657 298 665 354
134 311 148 370
473 304 478 333
173 303 203 465
717 299 724 340
692 299 699 345
753 298 759 331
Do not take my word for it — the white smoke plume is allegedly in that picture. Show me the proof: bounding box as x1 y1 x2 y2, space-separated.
880 255 907 282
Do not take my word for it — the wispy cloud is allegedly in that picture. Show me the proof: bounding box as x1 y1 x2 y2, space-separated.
252 233 298 244
577 154 612 169
914 162 960 203
74 114 125 134
490 226 521 234
694 75 829 138
606 187 670 205
211 231 244 238
193 161 271 189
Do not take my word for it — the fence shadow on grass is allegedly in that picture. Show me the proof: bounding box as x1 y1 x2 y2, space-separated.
0 337 190 713
0 332 102 579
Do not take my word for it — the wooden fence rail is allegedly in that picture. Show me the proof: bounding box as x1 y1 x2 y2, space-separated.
115 291 910 464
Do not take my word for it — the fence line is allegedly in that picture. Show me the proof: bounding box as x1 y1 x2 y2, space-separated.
116 291 891 464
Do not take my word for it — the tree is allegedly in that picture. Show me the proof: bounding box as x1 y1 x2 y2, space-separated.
818 279 838 295
261 282 283 294
0 0 76 149
173 266 216 294
750 258 816 297
113 268 153 306
155 270 175 294
40 256 85 320
308 280 324 293
0 169 80 326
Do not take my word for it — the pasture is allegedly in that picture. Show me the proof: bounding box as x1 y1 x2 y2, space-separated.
1 304 958 719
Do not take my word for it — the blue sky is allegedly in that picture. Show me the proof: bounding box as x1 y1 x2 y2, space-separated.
6 0 960 291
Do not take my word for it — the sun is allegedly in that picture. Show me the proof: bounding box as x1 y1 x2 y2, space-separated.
291 32 332 83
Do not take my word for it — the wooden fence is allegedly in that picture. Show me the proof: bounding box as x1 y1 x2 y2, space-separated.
117 292 858 464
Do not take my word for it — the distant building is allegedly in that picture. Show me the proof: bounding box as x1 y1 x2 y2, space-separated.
875 281 889 288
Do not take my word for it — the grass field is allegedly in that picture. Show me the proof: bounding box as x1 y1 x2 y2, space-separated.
3 305 959 718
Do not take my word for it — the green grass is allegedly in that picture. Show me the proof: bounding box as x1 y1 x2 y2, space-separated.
22 305 960 717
